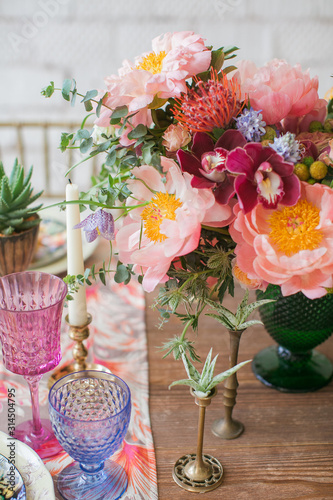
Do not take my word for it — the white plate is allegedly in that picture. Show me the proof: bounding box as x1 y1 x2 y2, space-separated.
0 431 55 500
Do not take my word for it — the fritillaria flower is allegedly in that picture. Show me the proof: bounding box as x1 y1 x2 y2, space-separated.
173 70 243 134
73 208 115 242
226 142 300 213
177 129 246 204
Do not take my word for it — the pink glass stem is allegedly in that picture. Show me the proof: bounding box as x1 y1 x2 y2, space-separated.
25 374 43 437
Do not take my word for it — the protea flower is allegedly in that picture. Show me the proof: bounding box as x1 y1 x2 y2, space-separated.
172 70 243 134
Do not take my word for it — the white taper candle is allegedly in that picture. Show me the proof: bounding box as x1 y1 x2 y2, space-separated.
66 183 87 326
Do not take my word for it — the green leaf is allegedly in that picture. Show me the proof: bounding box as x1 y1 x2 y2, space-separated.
211 48 224 72
95 139 112 152
84 100 93 112
169 379 198 391
1 177 12 205
114 263 130 284
96 96 105 118
148 95 168 110
41 81 55 98
127 124 147 140
62 79 72 101
181 352 201 383
81 89 98 103
99 268 106 286
80 137 93 154
239 320 263 329
110 106 128 123
0 161 5 181
222 65 238 75
206 360 251 391
206 313 234 330
238 299 275 325
105 150 117 167
74 129 91 141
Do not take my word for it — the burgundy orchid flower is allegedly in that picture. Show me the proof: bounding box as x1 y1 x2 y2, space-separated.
226 143 301 214
177 130 247 204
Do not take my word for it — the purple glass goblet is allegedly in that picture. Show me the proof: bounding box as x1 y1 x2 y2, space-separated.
49 370 131 500
0 271 67 458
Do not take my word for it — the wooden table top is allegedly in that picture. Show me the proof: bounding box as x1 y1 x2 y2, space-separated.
145 288 333 500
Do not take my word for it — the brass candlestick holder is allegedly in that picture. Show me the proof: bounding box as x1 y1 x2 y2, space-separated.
48 313 110 388
173 388 223 493
212 329 245 439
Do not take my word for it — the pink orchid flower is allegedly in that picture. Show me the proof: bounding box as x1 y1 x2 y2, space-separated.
177 129 246 204
116 157 235 292
226 142 300 213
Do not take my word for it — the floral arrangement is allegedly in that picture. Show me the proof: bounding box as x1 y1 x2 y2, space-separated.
42 31 333 362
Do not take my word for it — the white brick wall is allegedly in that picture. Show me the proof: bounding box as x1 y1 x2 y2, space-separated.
0 0 332 188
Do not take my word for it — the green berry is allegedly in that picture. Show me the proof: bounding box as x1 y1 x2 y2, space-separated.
309 120 324 132
307 178 316 185
294 163 310 181
309 160 328 180
302 156 314 168
323 120 333 133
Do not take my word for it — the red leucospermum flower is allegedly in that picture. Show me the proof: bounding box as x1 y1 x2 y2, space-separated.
172 69 244 133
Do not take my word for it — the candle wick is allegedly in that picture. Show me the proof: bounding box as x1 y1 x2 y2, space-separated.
68 179 72 184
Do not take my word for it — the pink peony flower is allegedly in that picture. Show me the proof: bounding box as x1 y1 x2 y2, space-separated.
230 182 333 299
96 32 211 130
226 142 300 213
115 157 235 292
236 59 321 125
162 124 191 152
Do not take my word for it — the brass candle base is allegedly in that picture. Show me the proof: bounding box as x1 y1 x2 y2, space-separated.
48 313 111 389
173 388 223 493
173 453 223 492
212 416 244 440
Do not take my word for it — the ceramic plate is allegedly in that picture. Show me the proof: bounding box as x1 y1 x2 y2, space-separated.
0 431 55 500
0 453 26 499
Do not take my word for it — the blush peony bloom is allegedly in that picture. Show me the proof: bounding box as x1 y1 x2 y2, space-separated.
177 129 246 204
162 124 191 152
236 59 322 125
96 32 211 130
230 182 333 299
226 142 301 213
116 157 235 292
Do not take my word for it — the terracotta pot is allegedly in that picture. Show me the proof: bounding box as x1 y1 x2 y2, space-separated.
0 217 40 275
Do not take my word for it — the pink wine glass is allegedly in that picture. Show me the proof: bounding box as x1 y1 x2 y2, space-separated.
0 271 67 458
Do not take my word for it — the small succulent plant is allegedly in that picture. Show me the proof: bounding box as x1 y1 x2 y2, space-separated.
169 347 251 398
205 289 275 331
0 159 43 235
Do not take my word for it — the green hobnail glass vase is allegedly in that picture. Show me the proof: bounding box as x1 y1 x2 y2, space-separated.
252 285 333 392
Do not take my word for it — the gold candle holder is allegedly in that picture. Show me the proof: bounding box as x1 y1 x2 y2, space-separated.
48 313 111 388
173 388 223 493
212 329 244 439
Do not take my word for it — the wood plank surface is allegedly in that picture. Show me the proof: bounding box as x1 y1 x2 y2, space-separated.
145 288 333 500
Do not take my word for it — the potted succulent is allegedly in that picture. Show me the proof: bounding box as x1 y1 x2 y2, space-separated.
0 159 43 275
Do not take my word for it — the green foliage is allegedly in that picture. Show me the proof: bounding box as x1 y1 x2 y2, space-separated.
205 289 275 331
41 81 55 98
0 159 43 235
169 347 251 398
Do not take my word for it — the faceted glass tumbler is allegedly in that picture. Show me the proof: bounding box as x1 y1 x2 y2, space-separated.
252 285 333 392
49 370 131 500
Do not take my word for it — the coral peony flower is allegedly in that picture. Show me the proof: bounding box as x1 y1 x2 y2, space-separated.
226 142 300 213
173 70 243 133
236 59 321 125
116 157 235 292
230 182 333 299
96 32 210 130
162 124 191 152
177 129 246 204
74 209 115 242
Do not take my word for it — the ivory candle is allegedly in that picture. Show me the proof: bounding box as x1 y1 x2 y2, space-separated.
66 183 87 326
